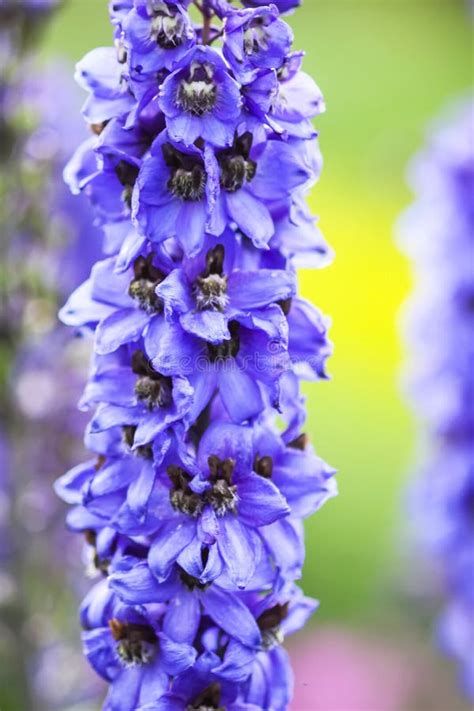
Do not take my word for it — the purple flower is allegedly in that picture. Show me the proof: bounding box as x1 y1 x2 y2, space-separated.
136 652 262 710
223 5 293 84
438 601 474 699
271 52 326 138
74 47 135 124
210 583 317 685
133 132 217 256
411 443 474 601
64 117 153 228
400 99 474 700
109 0 134 36
156 242 297 343
56 422 171 526
251 422 337 518
60 254 170 354
124 1 196 75
159 45 242 146
84 347 195 451
109 558 264 649
144 422 291 588
80 581 196 710
111 576 314 709
287 297 332 380
209 131 319 248
145 309 291 422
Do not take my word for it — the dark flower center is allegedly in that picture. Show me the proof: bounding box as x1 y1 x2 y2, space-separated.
278 297 292 316
115 160 140 209
277 52 301 82
179 566 209 591
187 682 225 711
253 454 273 478
84 529 110 576
122 425 153 460
168 465 205 516
163 142 207 201
207 320 240 362
218 132 256 193
194 245 228 312
168 455 238 517
257 602 289 649
288 433 309 450
132 350 173 410
90 120 109 136
128 254 165 314
149 2 185 49
115 36 128 64
109 618 157 667
206 454 238 516
243 16 271 57
176 62 217 116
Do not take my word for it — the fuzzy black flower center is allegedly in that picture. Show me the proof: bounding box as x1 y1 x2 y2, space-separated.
109 618 157 667
122 425 153 460
187 682 225 711
129 254 165 314
257 602 289 649
194 245 228 312
179 566 209 592
218 133 256 193
115 159 140 209
163 142 207 201
149 2 185 49
168 465 204 516
132 350 172 410
176 61 217 117
84 528 110 576
168 455 238 517
243 16 271 57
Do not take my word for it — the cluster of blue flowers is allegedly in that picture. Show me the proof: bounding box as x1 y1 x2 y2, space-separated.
399 100 474 699
57 1 336 707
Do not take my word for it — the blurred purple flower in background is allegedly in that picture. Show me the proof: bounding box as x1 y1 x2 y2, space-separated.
0 2 105 708
399 98 474 699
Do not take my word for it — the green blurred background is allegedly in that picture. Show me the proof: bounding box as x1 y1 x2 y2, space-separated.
42 0 472 622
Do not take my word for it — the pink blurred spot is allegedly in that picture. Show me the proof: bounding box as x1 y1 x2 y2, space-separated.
289 627 416 711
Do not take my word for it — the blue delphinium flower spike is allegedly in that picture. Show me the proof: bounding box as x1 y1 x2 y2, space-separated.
57 0 337 706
